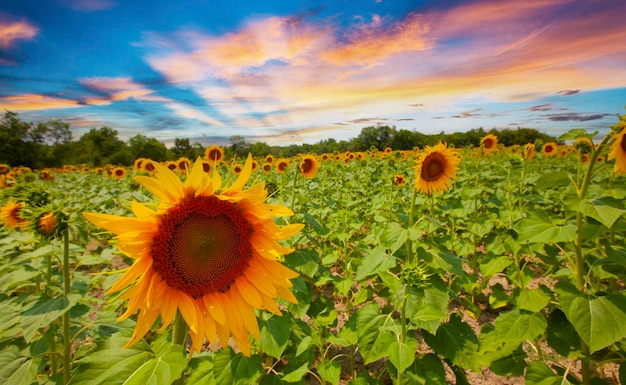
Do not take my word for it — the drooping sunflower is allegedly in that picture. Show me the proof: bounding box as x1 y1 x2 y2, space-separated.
1 201 28 230
83 155 303 356
608 128 626 176
299 155 319 178
523 143 536 161
542 142 558 157
481 134 498 151
205 145 224 164
414 142 460 195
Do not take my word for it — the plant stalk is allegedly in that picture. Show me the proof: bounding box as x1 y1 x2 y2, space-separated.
62 226 71 384
172 311 188 385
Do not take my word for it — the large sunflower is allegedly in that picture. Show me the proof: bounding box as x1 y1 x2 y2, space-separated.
414 142 460 194
0 201 28 230
83 155 303 356
608 128 626 176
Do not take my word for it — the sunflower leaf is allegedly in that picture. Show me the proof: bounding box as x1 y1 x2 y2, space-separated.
260 315 292 359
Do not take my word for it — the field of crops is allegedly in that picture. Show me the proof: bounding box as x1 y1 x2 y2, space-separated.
1 123 625 385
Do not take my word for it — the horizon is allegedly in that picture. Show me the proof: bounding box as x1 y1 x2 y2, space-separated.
1 0 626 146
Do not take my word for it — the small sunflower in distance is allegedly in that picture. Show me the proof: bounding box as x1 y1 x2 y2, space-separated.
1 201 28 230
205 145 224 164
542 142 558 157
481 134 498 152
393 174 405 186
414 142 460 194
608 127 626 176
299 155 319 178
83 155 304 356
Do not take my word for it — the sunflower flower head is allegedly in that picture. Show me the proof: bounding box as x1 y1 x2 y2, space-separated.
34 210 67 238
299 155 319 178
414 142 461 195
542 142 558 157
83 155 303 356
481 134 498 152
1 201 29 230
608 126 626 176
205 145 225 165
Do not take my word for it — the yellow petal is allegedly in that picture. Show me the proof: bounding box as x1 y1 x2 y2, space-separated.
109 257 152 293
203 293 226 325
176 291 199 334
235 275 263 308
223 154 252 193
131 201 156 219
134 176 174 203
124 307 160 347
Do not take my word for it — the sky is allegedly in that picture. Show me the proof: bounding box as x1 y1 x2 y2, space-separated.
1 0 626 147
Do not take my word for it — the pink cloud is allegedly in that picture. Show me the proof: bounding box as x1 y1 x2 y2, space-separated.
0 94 79 111
0 18 38 49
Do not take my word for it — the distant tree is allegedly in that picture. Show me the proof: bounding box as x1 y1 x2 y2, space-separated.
129 135 168 161
0 111 46 167
229 135 251 158
75 126 128 166
170 138 203 160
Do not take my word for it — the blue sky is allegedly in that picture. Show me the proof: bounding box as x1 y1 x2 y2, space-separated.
1 0 625 146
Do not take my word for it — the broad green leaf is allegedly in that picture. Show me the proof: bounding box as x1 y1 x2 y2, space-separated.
535 172 571 190
356 304 396 364
525 361 567 385
295 336 313 357
123 344 187 385
479 256 512 277
420 247 464 276
488 283 510 309
21 293 81 342
556 282 626 353
578 197 626 229
186 355 215 385
317 360 341 385
214 350 263 385
494 308 547 344
558 128 598 140
260 374 291 385
0 346 36 385
517 219 577 244
281 362 309 382
546 309 580 358
387 339 417 373
260 315 292 359
422 314 480 372
378 222 409 254
516 287 551 313
355 247 396 281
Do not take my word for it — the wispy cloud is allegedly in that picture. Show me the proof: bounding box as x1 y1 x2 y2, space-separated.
59 0 116 12
0 16 38 50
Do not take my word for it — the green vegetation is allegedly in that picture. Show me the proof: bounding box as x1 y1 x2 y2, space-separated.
1 111 557 168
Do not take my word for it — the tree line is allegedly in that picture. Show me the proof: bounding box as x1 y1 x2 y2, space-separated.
0 111 557 168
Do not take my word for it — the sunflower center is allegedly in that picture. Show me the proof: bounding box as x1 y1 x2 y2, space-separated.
301 158 313 172
483 139 493 148
620 134 626 152
421 152 446 181
151 195 253 298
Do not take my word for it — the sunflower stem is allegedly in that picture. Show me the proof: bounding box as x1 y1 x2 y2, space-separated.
290 166 299 212
62 225 71 385
172 311 188 385
46 254 58 376
406 188 417 265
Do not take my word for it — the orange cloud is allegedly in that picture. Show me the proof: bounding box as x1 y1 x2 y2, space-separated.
0 94 79 111
0 18 38 49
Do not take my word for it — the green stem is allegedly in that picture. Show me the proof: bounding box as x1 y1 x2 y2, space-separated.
46 254 57 376
62 226 71 384
290 167 299 212
406 188 417 265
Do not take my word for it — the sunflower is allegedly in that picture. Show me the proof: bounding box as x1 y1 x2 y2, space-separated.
608 128 626 176
165 161 178 172
134 158 147 172
143 160 156 173
205 145 225 164
275 159 290 173
177 157 191 174
1 201 28 230
414 142 460 195
523 143 536 161
299 155 319 178
0 164 9 174
232 164 243 175
393 174 405 186
265 155 274 164
112 167 126 179
83 155 303 356
262 163 272 173
481 134 498 151
542 142 558 157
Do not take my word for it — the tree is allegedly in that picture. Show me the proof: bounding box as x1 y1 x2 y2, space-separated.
229 135 251 158
129 135 168 161
75 126 128 166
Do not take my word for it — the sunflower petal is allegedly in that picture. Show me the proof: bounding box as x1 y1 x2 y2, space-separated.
109 257 152 293
223 154 252 193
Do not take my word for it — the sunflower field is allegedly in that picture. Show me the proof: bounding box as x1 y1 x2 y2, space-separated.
1 117 626 385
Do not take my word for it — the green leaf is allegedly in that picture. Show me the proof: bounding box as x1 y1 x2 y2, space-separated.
186 355 215 385
546 309 580 358
214 350 263 385
260 315 292 359
556 282 626 353
420 247 464 276
387 339 417 373
535 172 571 190
516 287 551 313
356 304 396 364
494 308 547 344
317 360 341 385
378 222 409 254
479 256 512 277
21 293 80 342
422 313 480 372
558 128 598 141
282 362 309 382
123 344 187 385
578 197 626 229
355 247 396 281
525 361 565 385
0 346 36 385
517 219 577 244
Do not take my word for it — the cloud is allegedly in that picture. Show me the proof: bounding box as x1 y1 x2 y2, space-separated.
0 17 38 50
0 94 79 110
545 112 614 122
557 90 580 96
